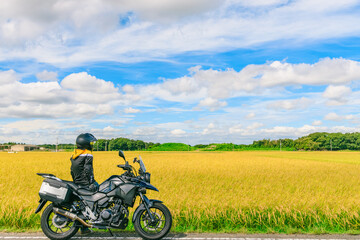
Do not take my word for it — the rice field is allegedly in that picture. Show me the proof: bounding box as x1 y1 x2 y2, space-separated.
1 151 360 233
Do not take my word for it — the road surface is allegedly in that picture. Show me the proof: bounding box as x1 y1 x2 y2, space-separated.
1 233 360 240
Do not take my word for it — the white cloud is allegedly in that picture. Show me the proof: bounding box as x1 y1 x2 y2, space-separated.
312 120 322 126
234 0 288 7
126 58 360 109
246 112 256 119
0 70 18 84
260 58 360 87
267 97 312 110
112 0 222 22
36 70 58 82
261 124 325 137
324 112 341 121
247 122 264 130
124 107 141 114
322 85 352 105
229 124 243 134
201 123 219 135
3 58 360 125
171 129 186 135
0 102 113 119
198 97 227 111
324 112 355 121
323 85 352 99
89 126 124 139
229 122 264 134
61 72 119 94
5 119 67 132
1 1 360 66
133 127 158 136
0 71 119 118
122 85 135 93
3 56 360 143
0 119 89 144
103 126 118 132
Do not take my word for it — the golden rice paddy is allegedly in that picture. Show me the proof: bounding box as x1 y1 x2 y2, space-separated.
1 151 360 233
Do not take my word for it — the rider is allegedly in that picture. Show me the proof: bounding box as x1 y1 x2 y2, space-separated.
70 133 99 191
70 133 99 235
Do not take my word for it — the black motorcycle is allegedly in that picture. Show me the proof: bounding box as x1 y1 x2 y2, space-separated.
35 151 172 240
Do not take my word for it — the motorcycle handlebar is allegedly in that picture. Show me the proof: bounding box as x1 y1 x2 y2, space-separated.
118 163 139 177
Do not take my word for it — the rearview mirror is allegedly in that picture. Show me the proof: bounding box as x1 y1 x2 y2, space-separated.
118 150 125 161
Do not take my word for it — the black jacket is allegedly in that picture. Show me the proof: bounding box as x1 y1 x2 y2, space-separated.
70 149 95 186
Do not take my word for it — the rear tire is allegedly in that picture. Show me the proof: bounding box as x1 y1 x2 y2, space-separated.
134 202 172 240
41 203 79 240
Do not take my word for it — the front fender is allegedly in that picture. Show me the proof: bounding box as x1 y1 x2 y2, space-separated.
132 198 163 223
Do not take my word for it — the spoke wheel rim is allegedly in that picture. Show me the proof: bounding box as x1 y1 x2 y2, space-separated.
47 210 74 234
140 207 166 234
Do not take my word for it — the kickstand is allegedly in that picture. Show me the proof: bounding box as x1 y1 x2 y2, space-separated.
108 228 114 237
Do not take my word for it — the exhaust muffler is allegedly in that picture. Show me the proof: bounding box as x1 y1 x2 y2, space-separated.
53 207 93 228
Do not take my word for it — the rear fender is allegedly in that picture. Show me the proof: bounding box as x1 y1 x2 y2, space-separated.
132 196 162 223
35 198 47 214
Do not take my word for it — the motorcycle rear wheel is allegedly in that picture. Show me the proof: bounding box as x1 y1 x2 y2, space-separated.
41 203 79 240
134 202 172 240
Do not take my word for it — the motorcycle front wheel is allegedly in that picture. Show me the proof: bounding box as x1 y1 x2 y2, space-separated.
40 203 79 240
134 202 172 240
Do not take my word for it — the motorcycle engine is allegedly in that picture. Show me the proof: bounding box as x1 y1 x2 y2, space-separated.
100 209 112 221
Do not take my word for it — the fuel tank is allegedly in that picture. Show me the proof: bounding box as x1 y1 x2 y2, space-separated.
99 175 138 207
99 175 123 193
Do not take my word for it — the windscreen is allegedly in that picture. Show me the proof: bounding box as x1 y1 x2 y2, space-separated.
139 155 146 172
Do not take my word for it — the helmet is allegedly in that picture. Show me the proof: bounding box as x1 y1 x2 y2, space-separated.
76 133 97 150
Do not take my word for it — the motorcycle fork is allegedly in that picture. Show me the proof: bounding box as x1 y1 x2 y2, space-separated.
139 193 155 222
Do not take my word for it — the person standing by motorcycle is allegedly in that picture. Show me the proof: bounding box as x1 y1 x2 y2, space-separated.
70 133 99 234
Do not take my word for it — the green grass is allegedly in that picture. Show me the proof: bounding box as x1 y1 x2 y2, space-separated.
172 208 360 234
3 206 360 234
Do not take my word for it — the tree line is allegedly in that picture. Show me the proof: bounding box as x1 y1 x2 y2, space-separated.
6 132 360 151
237 132 360 151
38 138 159 151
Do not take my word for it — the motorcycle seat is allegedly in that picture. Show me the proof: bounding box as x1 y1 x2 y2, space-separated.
77 188 95 196
62 180 96 196
63 180 80 191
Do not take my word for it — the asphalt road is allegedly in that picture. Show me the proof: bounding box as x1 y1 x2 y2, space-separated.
1 233 360 240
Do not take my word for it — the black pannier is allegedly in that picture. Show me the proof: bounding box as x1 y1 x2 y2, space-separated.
39 178 72 204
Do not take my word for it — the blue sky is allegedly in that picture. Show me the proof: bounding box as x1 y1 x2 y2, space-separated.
1 0 360 144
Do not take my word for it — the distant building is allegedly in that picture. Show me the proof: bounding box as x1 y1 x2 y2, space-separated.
0 145 11 151
11 144 39 152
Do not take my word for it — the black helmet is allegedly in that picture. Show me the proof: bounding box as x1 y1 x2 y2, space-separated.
76 133 97 150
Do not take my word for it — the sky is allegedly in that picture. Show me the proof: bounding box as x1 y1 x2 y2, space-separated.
1 0 360 145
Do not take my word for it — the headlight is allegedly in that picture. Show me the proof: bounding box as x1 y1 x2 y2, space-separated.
144 172 151 183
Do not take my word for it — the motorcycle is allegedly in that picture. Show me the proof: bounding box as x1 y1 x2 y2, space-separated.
35 150 172 240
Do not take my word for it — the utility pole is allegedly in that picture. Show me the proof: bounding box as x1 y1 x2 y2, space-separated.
97 141 98 151
109 141 111 151
280 139 282 151
56 137 58 152
105 141 107 151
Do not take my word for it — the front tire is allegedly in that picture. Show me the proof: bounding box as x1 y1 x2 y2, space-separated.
41 203 79 240
134 202 172 240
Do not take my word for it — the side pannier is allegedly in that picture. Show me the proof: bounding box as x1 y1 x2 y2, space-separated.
39 178 72 204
